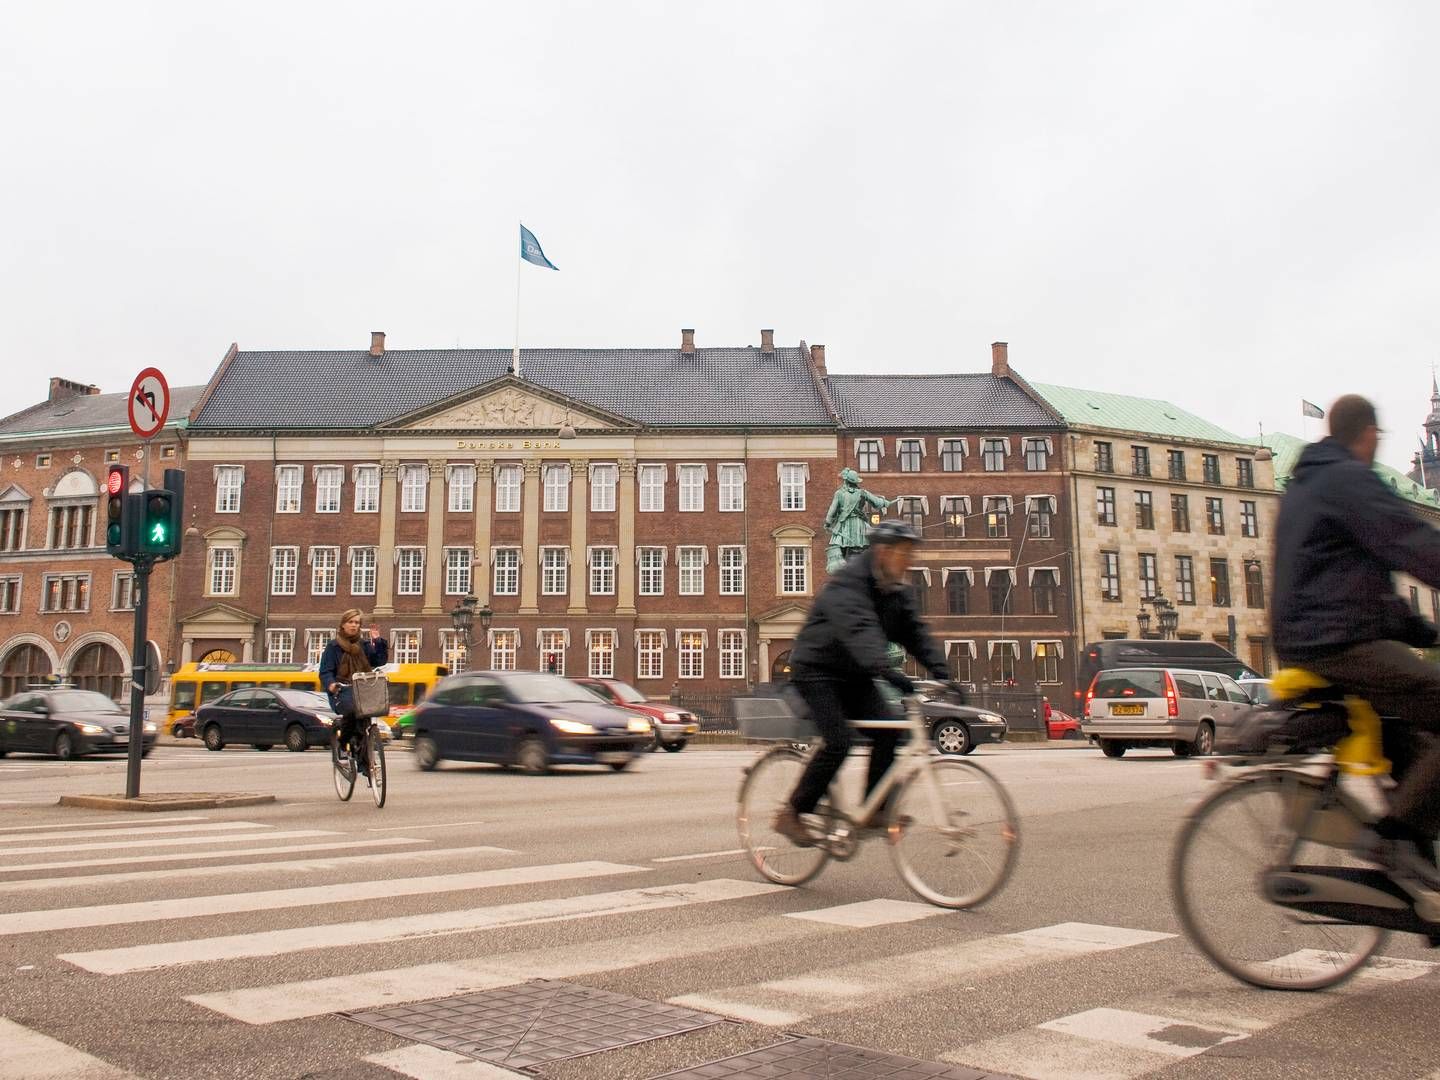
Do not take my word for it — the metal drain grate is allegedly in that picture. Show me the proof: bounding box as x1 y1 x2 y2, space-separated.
340 980 726 1071
649 1036 1000 1079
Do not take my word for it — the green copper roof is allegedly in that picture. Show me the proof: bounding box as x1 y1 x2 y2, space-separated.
1254 431 1440 512
1030 382 1245 444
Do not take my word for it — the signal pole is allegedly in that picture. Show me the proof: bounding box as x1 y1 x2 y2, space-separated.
124 555 153 799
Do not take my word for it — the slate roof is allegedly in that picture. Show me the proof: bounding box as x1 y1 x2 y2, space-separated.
825 373 1061 429
1031 382 1244 444
1256 431 1440 513
191 347 835 430
0 385 205 438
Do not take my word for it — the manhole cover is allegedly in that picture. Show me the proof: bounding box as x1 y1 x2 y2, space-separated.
650 1036 999 1079
340 980 726 1071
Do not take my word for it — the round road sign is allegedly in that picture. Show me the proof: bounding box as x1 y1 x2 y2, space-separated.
128 367 170 440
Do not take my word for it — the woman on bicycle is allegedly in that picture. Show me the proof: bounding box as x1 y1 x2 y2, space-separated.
319 609 388 765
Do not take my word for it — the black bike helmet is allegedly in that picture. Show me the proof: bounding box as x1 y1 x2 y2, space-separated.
868 519 922 546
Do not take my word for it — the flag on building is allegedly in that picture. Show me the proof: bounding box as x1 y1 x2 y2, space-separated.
520 225 558 270
1302 400 1324 419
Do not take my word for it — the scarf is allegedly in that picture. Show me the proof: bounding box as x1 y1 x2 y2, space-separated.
336 631 372 682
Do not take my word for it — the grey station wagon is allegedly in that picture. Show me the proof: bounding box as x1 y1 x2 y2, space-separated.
1081 666 1254 758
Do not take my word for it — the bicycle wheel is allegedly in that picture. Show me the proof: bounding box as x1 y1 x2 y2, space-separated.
331 732 356 802
737 746 830 887
1172 770 1386 990
888 757 1019 909
368 728 387 808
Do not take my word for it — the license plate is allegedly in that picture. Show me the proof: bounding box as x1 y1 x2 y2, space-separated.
595 751 630 764
682 725 699 735
1110 704 1144 716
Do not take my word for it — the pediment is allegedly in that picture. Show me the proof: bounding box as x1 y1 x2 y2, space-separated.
179 602 260 630
386 377 637 434
754 602 810 626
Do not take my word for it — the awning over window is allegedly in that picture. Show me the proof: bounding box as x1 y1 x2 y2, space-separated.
942 567 974 587
983 496 1013 514
1027 565 1060 585
536 627 571 648
674 629 710 647
634 628 667 648
1024 495 1056 514
984 566 1016 585
944 640 978 659
987 639 1020 658
1030 640 1064 658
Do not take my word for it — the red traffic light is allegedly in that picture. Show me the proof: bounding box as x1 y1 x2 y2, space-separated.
107 468 126 496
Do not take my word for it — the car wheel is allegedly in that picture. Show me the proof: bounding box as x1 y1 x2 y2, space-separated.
1191 722 1215 757
202 724 224 752
414 735 440 771
932 719 971 756
662 740 685 753
516 738 549 775
284 724 308 753
609 758 633 772
1100 739 1126 759
53 730 78 761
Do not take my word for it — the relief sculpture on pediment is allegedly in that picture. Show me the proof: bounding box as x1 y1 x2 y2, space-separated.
415 388 577 431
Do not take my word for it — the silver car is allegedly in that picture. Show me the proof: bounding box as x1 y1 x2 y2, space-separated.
1081 666 1253 758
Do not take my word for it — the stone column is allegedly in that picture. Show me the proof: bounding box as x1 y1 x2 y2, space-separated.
617 459 637 615
181 637 194 665
568 459 588 615
520 460 542 615
473 460 494 604
373 461 400 615
241 635 254 662
758 638 770 681
423 459 447 615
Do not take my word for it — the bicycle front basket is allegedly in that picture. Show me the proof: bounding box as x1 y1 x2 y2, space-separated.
349 671 391 719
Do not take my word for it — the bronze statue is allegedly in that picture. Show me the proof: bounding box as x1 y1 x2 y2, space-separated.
823 467 893 572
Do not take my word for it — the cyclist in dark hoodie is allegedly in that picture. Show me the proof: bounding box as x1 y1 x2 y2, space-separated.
1272 394 1440 891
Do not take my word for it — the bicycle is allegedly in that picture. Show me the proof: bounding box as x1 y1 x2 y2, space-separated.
735 680 1020 909
332 715 388 808
1171 667 1440 990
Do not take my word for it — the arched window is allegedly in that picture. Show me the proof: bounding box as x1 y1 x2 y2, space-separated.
69 641 126 701
199 648 237 664
1 644 52 700
770 650 792 682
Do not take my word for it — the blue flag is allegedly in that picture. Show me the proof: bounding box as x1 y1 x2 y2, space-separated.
520 225 558 270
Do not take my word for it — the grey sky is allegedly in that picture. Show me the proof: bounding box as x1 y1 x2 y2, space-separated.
3 2 1435 473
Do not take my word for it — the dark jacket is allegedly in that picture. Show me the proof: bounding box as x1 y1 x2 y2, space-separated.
788 548 948 681
319 636 389 714
1273 437 1440 661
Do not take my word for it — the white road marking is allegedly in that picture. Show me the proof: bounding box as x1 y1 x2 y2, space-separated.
1040 1007 1249 1057
368 820 490 832
68 878 784 976
0 821 263 844
1270 949 1437 982
367 1046 528 1079
784 898 948 928
0 1017 135 1079
2 860 645 935
651 848 746 863
0 815 210 835
0 829 337 857
0 837 429 876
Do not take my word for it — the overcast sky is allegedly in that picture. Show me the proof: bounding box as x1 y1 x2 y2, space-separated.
3 2 1435 473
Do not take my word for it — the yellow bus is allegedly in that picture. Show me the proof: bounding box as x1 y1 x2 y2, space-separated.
379 663 449 724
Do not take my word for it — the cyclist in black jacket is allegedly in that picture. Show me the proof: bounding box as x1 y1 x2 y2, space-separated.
774 520 950 846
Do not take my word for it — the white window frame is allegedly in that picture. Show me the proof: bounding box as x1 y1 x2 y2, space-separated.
489 628 518 671
541 546 569 595
981 438 1009 472
678 464 706 512
543 464 570 512
492 548 520 595
353 465 380 513
447 464 475 513
349 546 377 596
717 463 745 512
208 546 238 596
677 629 707 680
779 462 808 511
444 547 472 596
898 438 925 472
305 628 335 667
677 545 706 596
939 439 967 472
400 465 427 513
266 628 295 664
638 464 666 512
719 629 745 679
636 629 665 680
538 627 569 674
439 629 466 673
780 545 810 595
314 465 343 514
310 545 339 596
719 545 745 595
638 547 665 596
856 439 882 472
1023 437 1052 471
214 465 244 513
270 546 298 596
275 465 302 513
495 465 522 513
588 546 616 596
111 570 136 611
396 547 425 596
391 629 421 664
587 629 616 678
589 463 617 512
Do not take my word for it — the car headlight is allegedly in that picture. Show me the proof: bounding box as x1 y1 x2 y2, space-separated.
76 723 105 734
627 716 653 734
980 713 1005 725
661 711 685 722
551 718 597 735
316 715 335 726
143 722 157 733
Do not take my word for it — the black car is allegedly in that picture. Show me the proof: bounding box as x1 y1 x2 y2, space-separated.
872 683 1008 755
410 671 652 773
0 689 157 760
195 688 338 752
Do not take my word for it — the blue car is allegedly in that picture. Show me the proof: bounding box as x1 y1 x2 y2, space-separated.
410 671 652 773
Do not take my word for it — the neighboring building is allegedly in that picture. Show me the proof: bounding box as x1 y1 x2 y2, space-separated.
1408 377 1440 496
826 343 1076 700
0 378 202 699
1034 382 1279 684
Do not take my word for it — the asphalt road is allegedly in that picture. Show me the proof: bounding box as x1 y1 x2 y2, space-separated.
0 741 1436 1080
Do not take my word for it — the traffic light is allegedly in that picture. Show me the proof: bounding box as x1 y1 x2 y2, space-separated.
139 468 185 559
105 465 133 557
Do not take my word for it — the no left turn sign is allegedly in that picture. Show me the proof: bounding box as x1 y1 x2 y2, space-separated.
128 368 170 440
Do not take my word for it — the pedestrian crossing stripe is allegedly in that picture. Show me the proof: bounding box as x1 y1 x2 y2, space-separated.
0 828 338 858
0 1017 135 1079
0 820 259 844
0 836 438 877
0 814 211 835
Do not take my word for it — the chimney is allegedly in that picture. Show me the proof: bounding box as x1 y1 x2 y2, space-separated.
760 328 774 353
48 377 100 402
810 344 827 376
680 328 695 353
370 331 385 357
991 341 1010 378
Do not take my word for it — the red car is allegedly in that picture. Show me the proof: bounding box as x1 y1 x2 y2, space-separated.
1044 700 1082 740
572 678 700 752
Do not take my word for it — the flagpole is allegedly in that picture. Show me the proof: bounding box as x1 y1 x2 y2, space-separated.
512 223 523 380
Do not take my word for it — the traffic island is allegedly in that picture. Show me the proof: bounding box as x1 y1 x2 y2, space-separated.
58 792 276 812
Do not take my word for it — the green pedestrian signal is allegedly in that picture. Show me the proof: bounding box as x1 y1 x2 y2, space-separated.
140 480 183 559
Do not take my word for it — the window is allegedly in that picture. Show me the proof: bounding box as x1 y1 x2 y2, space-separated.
1237 458 1254 488
350 547 377 596
898 439 923 472
490 629 518 671
495 465 521 513
908 569 929 614
209 547 237 596
1100 551 1121 602
266 629 294 664
781 546 809 594
947 642 973 683
1202 453 1221 485
982 439 1007 471
401 465 427 513
271 546 298 595
539 629 567 674
112 572 136 611
1176 556 1196 604
215 466 244 513
638 547 664 595
391 630 420 665
940 439 965 472
942 497 967 538
1096 486 1117 526
353 465 379 513
1240 500 1258 538
988 571 1012 615
397 548 424 595
984 497 1010 539
543 464 570 512
35 453 51 467
439 630 466 673
161 445 175 460
946 570 969 615
589 547 616 595
0 507 24 551
989 641 1018 684
1211 559 1231 606
590 464 617 512
1168 449 1186 481
0 576 20 614
898 497 925 530
588 630 616 677
1135 490 1154 530
719 546 745 595
1024 438 1050 471
305 629 335 666
1095 442 1114 473
720 630 745 679
678 546 705 595
1206 497 1225 535
315 466 342 513
637 630 665 679
1034 641 1061 683
444 547 472 595
1027 496 1054 538
1245 561 1265 609
448 464 475 513
856 440 881 473
541 547 568 595
1131 445 1151 477
311 546 339 595
1031 569 1057 615
718 464 745 511
678 630 705 679
1172 493 1190 532
638 465 665 512
1138 553 1158 600
779 463 807 511
678 465 705 511
275 465 302 513
48 505 93 550
1410 586 1421 615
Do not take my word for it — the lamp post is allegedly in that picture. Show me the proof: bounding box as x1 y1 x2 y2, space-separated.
1135 607 1152 638
449 595 476 673
477 603 492 668
1137 591 1180 640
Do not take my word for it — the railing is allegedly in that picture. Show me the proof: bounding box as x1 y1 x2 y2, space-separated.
966 688 1046 735
664 688 746 731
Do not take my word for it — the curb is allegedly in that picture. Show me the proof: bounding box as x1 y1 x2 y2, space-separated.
58 793 277 812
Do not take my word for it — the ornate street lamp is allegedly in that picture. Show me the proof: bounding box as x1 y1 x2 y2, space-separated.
1159 605 1180 639
1135 607 1152 638
449 595 476 673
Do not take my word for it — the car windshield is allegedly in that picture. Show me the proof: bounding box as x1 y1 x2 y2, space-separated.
605 681 647 704
276 690 334 712
501 673 599 704
48 691 122 713
1093 670 1166 699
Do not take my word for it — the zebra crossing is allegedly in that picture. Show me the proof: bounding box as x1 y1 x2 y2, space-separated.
0 811 1436 1080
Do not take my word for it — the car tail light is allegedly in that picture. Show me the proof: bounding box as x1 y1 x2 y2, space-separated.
1083 681 1096 719
1164 671 1179 719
